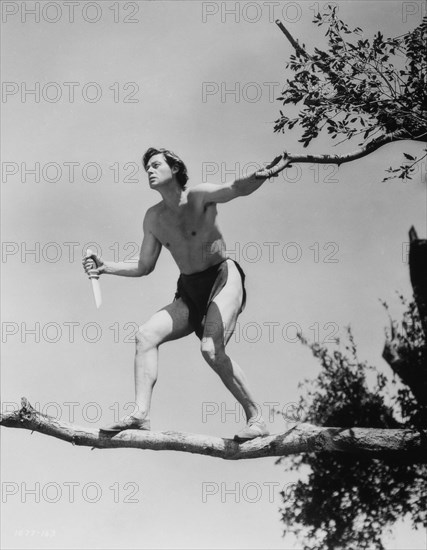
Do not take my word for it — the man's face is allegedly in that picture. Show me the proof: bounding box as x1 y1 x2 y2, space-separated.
145 153 175 188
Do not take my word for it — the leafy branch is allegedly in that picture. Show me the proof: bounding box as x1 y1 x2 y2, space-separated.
274 7 427 180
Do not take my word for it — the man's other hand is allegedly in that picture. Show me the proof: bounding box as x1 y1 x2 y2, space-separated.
82 251 105 279
255 153 290 179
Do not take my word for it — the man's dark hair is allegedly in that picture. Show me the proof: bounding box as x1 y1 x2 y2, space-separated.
142 147 189 190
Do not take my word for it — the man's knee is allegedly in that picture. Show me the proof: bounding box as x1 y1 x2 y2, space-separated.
135 325 159 352
201 338 227 370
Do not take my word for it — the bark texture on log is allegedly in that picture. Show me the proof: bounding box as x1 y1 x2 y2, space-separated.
1 398 426 461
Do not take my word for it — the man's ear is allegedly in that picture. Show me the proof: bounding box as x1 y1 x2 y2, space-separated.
171 165 179 174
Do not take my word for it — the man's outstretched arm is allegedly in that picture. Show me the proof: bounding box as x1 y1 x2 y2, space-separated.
82 210 161 278
189 154 289 205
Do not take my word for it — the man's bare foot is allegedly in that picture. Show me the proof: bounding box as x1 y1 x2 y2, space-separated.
234 418 269 442
100 415 151 434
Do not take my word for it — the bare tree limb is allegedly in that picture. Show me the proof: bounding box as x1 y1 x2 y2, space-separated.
1 398 426 461
275 18 347 82
275 19 309 60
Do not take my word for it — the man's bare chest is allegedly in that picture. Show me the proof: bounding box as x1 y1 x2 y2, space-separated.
153 207 208 246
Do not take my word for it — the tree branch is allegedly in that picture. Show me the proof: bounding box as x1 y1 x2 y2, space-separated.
257 131 409 178
275 18 339 80
2 398 426 461
275 19 309 60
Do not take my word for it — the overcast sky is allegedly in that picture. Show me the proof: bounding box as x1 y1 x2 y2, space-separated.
2 1 426 549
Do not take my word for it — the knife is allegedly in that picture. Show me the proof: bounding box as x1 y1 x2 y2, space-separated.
86 248 102 309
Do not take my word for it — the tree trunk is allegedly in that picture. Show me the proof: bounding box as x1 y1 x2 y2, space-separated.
382 227 427 412
409 226 427 338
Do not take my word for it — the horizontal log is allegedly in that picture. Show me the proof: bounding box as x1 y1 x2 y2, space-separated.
1 398 426 461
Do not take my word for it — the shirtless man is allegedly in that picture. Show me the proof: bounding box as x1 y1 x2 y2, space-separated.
83 147 285 441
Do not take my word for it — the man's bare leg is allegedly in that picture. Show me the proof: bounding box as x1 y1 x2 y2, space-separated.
133 299 193 420
202 303 260 421
201 260 268 440
101 299 193 432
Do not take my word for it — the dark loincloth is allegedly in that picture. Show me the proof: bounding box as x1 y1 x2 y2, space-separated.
174 259 247 339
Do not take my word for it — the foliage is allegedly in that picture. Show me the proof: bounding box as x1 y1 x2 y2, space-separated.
277 302 427 550
274 6 427 180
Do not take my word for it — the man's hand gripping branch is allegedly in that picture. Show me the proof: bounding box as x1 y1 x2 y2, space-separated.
255 152 291 179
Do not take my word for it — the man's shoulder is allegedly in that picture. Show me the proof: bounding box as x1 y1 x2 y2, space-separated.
145 201 163 216
143 202 162 227
188 182 218 195
187 183 220 203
